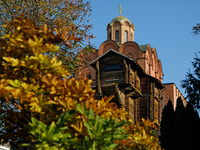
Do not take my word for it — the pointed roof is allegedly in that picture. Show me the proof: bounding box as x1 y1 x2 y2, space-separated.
139 44 149 52
90 49 164 89
90 49 145 74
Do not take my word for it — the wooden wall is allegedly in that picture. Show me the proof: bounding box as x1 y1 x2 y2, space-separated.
99 55 125 85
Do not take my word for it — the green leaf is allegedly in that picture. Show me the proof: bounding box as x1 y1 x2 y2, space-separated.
84 122 93 139
48 121 56 136
57 109 76 128
88 108 94 119
76 103 85 114
20 143 31 147
107 143 118 149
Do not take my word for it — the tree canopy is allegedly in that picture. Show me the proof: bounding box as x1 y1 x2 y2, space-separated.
0 0 94 73
181 54 200 109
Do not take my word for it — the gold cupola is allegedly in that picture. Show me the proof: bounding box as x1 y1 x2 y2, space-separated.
106 5 135 46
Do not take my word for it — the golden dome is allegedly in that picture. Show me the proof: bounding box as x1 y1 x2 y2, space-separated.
110 16 131 26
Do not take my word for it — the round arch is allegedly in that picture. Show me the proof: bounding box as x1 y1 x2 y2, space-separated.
119 42 141 60
98 40 118 56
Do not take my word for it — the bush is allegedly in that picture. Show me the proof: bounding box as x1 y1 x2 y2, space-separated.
0 16 161 150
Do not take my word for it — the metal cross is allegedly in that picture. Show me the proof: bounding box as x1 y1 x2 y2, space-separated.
119 4 122 16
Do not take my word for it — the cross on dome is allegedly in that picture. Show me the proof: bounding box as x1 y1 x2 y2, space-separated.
118 4 122 16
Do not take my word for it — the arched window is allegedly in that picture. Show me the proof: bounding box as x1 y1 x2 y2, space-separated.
124 31 128 42
115 30 119 42
109 33 111 40
131 33 133 41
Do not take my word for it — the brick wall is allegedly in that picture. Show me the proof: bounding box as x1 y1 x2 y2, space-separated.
163 83 186 110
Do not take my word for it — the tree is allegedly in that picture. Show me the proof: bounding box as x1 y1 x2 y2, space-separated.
0 15 127 147
181 53 200 109
0 0 94 73
172 97 200 150
182 20 200 109
160 97 200 150
179 104 200 150
171 97 185 150
0 16 162 150
192 23 200 35
160 99 174 150
0 15 74 144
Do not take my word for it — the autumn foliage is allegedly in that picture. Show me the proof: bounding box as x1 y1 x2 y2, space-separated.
0 16 161 150
0 0 94 74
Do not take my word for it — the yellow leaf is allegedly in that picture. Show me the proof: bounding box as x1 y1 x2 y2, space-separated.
54 28 59 35
21 83 29 90
7 79 21 88
53 45 60 52
52 60 62 67
50 86 56 94
44 24 48 33
42 76 50 85
71 123 83 133
30 102 42 112
28 39 35 47
17 26 21 31
38 38 43 44
5 86 14 90
15 35 23 42
11 58 19 66
15 89 21 96
3 57 11 62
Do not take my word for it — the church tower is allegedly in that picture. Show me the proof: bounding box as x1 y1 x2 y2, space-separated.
79 5 187 124
106 5 135 46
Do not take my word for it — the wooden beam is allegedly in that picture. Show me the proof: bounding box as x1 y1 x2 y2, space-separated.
124 59 128 84
126 91 136 97
96 61 102 94
128 63 131 84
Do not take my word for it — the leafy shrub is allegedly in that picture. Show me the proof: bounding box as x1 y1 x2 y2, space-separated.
0 16 161 150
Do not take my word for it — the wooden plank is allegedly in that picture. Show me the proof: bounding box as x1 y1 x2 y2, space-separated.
96 61 102 94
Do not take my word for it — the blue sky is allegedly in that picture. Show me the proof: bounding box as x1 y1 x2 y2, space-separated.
86 0 200 97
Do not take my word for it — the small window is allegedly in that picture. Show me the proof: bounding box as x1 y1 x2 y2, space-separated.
115 30 119 42
87 74 91 79
109 33 111 40
124 31 128 42
104 64 123 72
131 33 133 41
